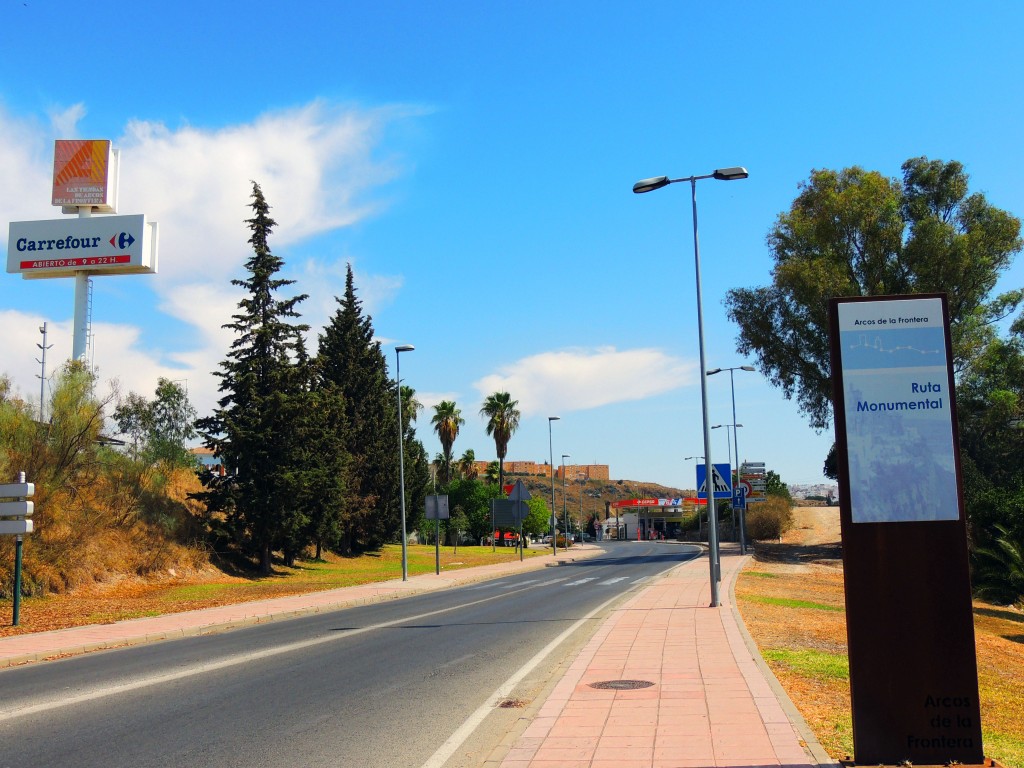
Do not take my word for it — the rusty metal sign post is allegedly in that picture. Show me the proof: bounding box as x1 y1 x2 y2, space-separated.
829 294 983 765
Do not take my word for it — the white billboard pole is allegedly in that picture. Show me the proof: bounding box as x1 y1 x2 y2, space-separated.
73 207 91 361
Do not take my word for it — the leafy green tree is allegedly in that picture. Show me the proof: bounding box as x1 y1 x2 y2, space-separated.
316 264 400 553
114 379 198 468
480 391 520 491
725 157 1022 433
522 495 551 540
195 182 311 574
0 362 110 533
957 322 1024 582
431 401 464 485
446 476 502 542
113 391 152 461
765 470 792 503
148 379 198 467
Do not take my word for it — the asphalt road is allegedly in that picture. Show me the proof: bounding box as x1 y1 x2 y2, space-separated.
0 542 700 768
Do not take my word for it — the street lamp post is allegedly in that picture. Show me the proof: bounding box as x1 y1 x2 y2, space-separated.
395 344 415 581
548 416 559 556
561 454 570 549
578 473 585 540
708 365 755 553
633 166 748 607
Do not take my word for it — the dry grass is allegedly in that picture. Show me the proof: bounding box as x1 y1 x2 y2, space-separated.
735 506 1024 768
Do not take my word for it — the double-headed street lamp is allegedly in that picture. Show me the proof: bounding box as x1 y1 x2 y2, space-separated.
708 365 755 553
548 416 559 556
395 344 415 581
633 166 748 607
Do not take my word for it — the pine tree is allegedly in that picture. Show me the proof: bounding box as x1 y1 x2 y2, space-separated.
316 265 400 553
196 182 310 574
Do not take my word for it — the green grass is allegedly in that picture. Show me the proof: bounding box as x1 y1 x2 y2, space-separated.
743 594 844 612
162 583 236 601
763 648 849 681
744 571 780 579
159 544 549 603
983 729 1024 768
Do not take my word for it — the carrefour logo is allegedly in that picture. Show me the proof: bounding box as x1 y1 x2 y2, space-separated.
15 231 135 253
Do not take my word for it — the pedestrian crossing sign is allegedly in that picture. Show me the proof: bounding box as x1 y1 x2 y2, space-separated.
696 463 732 500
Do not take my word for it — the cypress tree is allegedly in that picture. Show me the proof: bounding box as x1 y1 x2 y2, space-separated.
196 182 310 574
316 265 400 552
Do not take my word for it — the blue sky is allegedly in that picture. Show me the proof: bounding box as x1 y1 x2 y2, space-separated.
2 2 1022 489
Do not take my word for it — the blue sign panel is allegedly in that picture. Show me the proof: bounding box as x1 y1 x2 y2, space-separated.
696 463 732 500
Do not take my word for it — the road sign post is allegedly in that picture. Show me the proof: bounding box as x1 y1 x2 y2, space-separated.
1 475 35 626
425 495 449 575
508 481 532 562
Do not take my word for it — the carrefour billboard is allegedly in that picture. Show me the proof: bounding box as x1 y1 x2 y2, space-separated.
51 139 118 211
7 214 158 278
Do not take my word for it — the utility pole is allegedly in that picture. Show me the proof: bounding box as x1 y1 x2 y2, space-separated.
36 323 53 422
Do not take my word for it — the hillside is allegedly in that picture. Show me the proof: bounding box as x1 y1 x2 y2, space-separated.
512 475 694 521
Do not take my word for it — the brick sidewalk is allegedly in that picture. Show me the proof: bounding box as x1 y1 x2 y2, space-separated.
493 544 836 768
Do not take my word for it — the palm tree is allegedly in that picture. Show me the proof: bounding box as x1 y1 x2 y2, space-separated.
401 385 422 426
431 400 464 485
480 391 520 492
457 448 478 480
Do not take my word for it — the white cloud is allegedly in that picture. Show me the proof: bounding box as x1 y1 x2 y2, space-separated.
473 346 697 416
48 103 87 139
0 309 190 415
0 100 424 421
117 101 422 291
299 257 405 337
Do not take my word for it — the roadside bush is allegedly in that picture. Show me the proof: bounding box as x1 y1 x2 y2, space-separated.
745 496 794 541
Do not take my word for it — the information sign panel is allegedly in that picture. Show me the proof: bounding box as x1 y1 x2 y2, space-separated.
829 294 981 765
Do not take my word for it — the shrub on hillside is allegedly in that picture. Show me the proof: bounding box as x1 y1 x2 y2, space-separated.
745 496 794 541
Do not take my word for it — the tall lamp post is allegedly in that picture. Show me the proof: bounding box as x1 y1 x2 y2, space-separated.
633 166 748 607
548 416 559 556
578 472 585 540
395 344 415 581
708 365 755 553
561 453 570 549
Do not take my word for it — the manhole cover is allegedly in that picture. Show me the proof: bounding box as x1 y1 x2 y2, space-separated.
588 679 655 690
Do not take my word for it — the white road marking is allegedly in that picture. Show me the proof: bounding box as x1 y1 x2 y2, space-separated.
418 589 626 768
0 584 544 722
599 577 629 586
563 577 597 587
